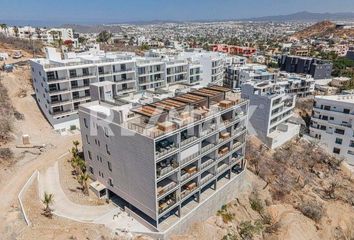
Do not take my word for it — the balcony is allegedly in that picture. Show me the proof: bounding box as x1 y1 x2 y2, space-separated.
113 68 134 73
180 181 198 200
180 136 198 147
180 152 199 166
180 165 198 182
70 73 95 79
155 139 178 159
50 99 72 107
157 178 177 197
218 132 231 144
200 172 214 186
201 142 215 154
47 88 70 95
158 193 177 214
218 146 230 159
200 158 214 170
156 158 179 179
50 109 76 117
217 163 229 174
71 85 90 91
47 76 68 82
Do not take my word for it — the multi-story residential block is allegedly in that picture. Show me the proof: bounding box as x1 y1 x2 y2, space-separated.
225 64 277 89
241 81 300 149
211 44 257 57
30 48 203 131
179 50 227 86
310 95 354 166
278 55 333 80
79 85 249 234
277 73 315 98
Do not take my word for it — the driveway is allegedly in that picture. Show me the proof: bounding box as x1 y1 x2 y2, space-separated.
38 161 115 222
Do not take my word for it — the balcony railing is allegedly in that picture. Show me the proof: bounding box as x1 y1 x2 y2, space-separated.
180 152 199 166
157 181 177 197
180 136 198 147
200 158 214 170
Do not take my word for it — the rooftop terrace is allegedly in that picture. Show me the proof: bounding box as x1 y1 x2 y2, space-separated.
123 86 246 139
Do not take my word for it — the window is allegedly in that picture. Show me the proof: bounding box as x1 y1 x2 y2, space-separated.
108 161 112 172
322 115 328 121
86 134 90 144
344 109 350 114
69 69 77 78
104 127 109 137
89 166 94 174
88 150 92 160
329 117 334 120
108 178 113 187
348 150 354 155
320 125 326 131
106 144 111 155
350 140 354 148
333 148 341 154
84 118 88 128
335 128 345 135
324 105 331 111
335 138 342 145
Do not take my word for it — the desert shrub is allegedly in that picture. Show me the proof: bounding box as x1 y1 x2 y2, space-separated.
217 204 235 223
0 148 14 160
13 110 25 120
222 232 239 240
298 201 324 222
249 191 264 215
238 220 264 240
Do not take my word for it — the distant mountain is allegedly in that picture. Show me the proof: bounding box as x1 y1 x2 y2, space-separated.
61 24 123 33
246 11 354 22
292 20 354 39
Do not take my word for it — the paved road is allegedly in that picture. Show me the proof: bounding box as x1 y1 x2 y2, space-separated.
38 161 115 222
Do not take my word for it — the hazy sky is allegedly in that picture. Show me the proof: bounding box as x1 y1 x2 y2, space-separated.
1 0 354 25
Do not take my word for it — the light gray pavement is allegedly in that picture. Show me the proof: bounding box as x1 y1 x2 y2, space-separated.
38 161 115 222
38 161 151 232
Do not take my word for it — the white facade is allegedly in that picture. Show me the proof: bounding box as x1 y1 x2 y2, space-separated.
225 64 277 89
310 95 354 166
30 48 203 131
241 81 299 149
0 26 74 43
277 73 315 98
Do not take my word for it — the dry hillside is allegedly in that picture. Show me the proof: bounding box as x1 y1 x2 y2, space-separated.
292 21 354 39
173 136 354 240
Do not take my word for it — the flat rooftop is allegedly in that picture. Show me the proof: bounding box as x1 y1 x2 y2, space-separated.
82 86 246 139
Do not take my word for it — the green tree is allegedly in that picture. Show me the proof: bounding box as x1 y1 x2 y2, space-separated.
97 30 112 44
13 26 19 37
0 23 8 36
78 172 89 195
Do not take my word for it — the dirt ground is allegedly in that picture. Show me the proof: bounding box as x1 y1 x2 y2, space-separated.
18 179 115 240
172 137 354 240
58 155 107 206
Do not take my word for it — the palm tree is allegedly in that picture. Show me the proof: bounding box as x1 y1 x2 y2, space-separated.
35 27 41 39
13 26 19 38
42 192 54 218
78 173 89 195
0 23 8 36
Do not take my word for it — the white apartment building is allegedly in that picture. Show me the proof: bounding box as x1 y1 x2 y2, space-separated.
225 64 277 89
277 73 315 98
79 85 249 235
30 48 203 131
310 95 354 166
0 26 74 44
242 81 300 149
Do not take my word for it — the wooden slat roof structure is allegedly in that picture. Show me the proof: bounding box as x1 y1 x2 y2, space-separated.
207 85 231 93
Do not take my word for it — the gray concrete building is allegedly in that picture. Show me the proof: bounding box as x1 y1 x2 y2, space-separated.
79 85 249 233
241 81 300 149
279 55 333 80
